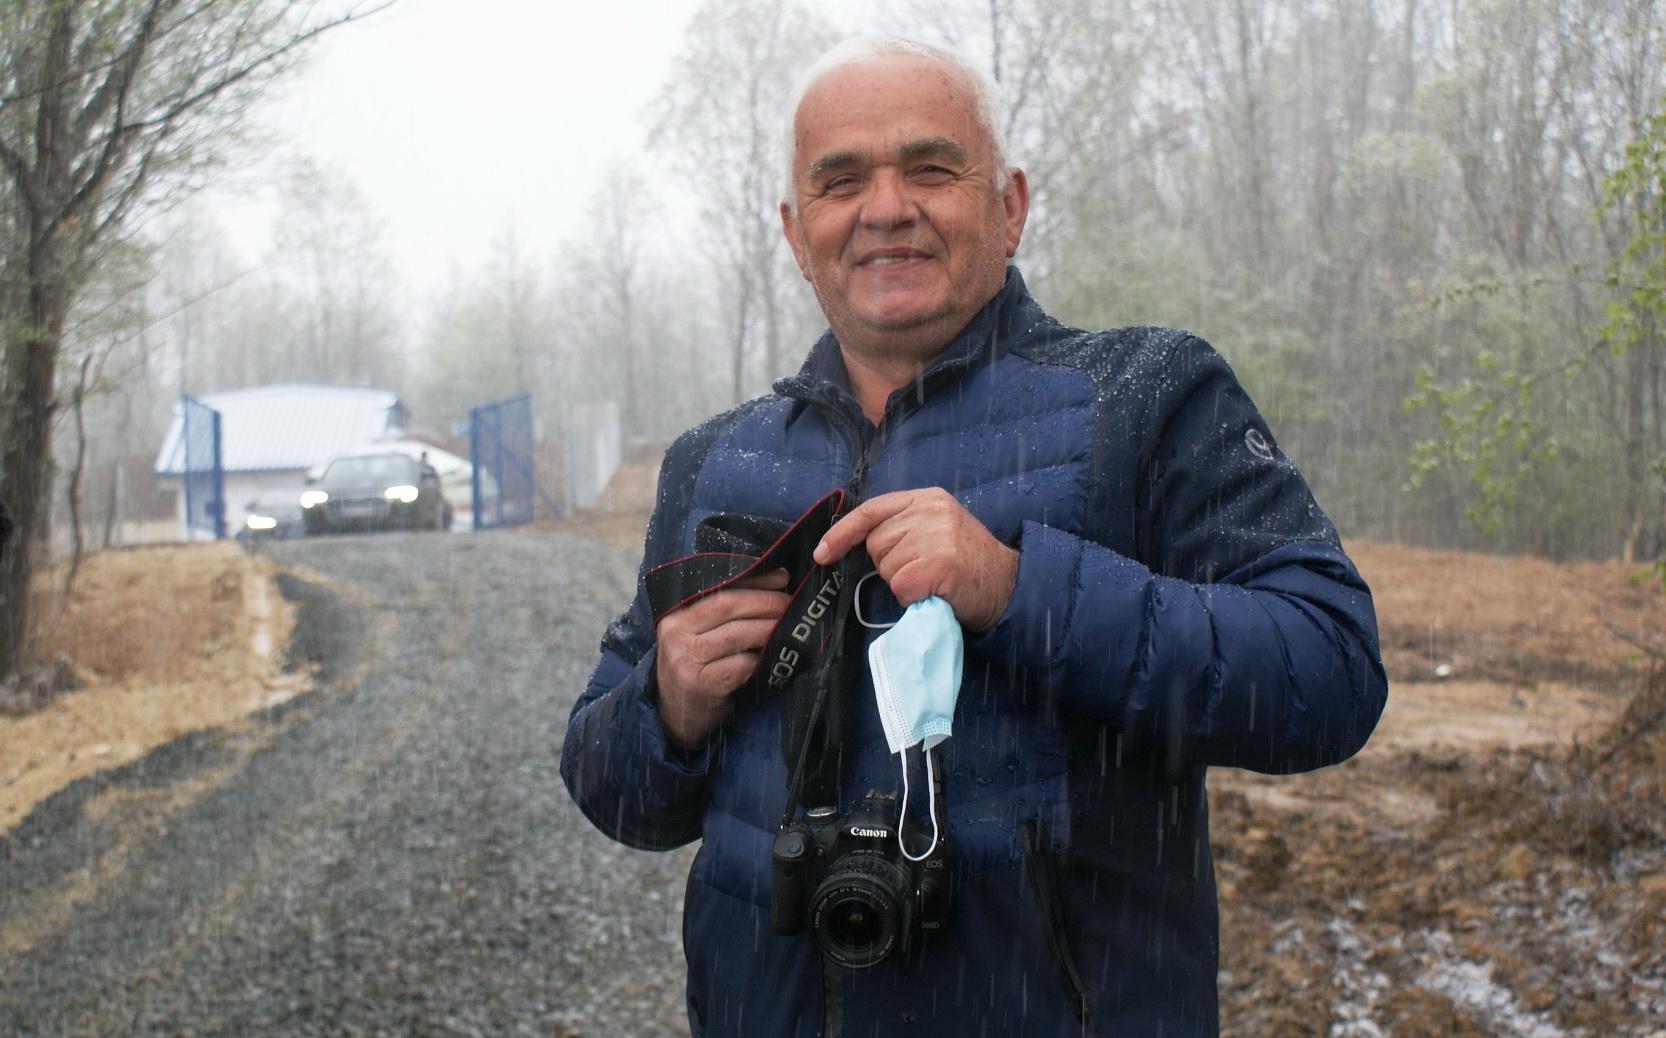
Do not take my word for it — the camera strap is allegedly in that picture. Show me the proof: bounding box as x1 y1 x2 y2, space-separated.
643 489 858 810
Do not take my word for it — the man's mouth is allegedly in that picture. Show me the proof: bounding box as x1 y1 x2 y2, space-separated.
859 248 931 267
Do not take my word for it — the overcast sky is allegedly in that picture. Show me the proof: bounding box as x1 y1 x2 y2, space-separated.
215 0 708 298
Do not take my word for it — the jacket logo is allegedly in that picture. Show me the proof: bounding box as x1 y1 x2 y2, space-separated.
1245 427 1277 462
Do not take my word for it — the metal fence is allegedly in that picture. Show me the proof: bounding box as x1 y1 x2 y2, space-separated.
180 395 225 540
468 394 538 530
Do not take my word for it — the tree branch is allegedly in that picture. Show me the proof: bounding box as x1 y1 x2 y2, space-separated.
46 6 157 244
116 1 397 137
1605 619 1666 663
68 0 169 157
0 136 36 211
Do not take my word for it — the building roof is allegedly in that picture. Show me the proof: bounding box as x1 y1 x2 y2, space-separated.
154 383 407 476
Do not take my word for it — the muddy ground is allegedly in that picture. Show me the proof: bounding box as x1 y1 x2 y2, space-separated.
2 510 1663 1035
1212 540 1666 1037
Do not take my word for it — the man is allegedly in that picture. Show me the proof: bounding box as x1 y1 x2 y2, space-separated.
563 35 1387 1037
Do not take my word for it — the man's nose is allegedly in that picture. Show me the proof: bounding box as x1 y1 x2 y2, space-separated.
859 168 918 230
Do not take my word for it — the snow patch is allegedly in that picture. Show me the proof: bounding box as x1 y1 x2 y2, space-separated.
1416 931 1574 1038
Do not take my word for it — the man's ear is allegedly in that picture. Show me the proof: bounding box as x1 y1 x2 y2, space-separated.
780 201 811 280
1002 168 1030 258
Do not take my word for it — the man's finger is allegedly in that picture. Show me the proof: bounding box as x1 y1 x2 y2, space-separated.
695 616 783 662
884 556 942 607
701 653 761 692
859 512 913 567
732 567 789 591
679 588 791 631
813 493 915 564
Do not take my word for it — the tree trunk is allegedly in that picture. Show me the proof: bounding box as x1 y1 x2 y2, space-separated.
1624 514 1644 566
0 273 69 680
760 247 780 382
620 277 638 436
731 267 753 406
65 356 93 595
1623 322 1648 562
102 390 133 550
102 455 122 551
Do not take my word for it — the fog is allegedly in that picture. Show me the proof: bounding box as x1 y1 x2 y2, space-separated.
46 0 1654 560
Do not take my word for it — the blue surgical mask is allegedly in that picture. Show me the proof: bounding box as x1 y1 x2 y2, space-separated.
863 590 962 862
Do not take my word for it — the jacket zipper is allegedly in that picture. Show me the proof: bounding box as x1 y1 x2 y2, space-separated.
808 389 881 506
1021 819 1093 1026
796 382 930 1038
790 345 957 506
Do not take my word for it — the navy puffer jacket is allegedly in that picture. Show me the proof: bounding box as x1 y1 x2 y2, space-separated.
562 269 1387 1037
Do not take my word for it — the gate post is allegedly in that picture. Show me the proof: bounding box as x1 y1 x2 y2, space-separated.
181 395 226 541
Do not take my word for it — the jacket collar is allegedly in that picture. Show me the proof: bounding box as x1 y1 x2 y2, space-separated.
774 266 1042 408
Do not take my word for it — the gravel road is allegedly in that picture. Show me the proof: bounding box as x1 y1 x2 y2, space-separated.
0 528 694 1037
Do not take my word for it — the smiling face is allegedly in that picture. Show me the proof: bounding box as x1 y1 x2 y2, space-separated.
781 53 1028 376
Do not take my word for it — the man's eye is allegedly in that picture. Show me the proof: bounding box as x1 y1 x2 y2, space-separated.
824 175 861 194
911 165 953 183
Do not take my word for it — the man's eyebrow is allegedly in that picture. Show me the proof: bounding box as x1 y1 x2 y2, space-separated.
897 137 968 165
806 151 864 183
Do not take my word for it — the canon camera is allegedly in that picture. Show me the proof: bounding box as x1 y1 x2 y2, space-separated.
770 791 951 968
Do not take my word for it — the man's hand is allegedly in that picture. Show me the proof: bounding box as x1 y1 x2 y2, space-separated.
654 569 791 748
812 489 1017 633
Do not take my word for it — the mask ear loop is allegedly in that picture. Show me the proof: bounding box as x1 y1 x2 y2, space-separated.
853 571 896 630
898 744 941 862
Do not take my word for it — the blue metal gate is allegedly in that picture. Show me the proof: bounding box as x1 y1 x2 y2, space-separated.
180 395 225 539
468 394 537 530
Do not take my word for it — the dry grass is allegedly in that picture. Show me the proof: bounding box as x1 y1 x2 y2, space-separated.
0 543 303 834
34 545 245 683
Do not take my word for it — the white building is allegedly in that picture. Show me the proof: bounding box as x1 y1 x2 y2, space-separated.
153 384 407 539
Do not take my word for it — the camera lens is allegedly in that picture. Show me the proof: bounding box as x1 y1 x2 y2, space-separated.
810 856 911 969
826 895 885 947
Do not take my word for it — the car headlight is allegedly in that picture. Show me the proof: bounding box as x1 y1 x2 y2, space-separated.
246 514 278 531
384 484 419 503
300 490 329 509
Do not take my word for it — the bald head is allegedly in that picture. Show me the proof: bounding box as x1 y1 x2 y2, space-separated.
782 35 1011 211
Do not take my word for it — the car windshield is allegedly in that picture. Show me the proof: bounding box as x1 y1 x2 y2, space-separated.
322 454 416 484
254 490 304 510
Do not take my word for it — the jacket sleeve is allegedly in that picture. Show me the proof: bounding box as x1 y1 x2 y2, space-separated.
972 334 1388 774
560 433 715 851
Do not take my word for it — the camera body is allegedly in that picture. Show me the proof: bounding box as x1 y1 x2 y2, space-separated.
770 791 952 969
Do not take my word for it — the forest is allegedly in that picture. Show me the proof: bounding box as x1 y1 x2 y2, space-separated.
3 0 1663 678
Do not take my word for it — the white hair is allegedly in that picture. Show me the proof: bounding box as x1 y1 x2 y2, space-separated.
781 35 1013 211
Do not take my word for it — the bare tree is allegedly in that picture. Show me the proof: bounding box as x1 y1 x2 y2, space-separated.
553 171 731 439
0 0 387 681
566 163 654 435
413 227 556 432
650 0 834 404
270 159 403 388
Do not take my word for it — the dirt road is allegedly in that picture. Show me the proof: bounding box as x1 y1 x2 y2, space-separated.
0 529 693 1036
